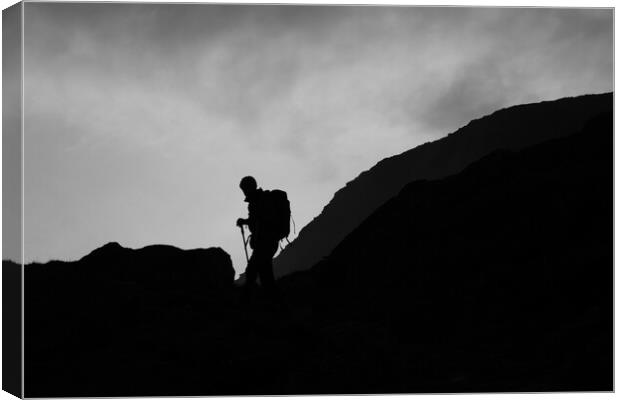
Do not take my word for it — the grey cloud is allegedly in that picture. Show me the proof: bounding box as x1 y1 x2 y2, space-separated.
417 59 514 134
21 4 613 275
392 8 613 135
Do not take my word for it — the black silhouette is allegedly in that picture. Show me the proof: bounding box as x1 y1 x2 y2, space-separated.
274 93 613 278
19 94 612 397
236 176 289 304
303 110 612 393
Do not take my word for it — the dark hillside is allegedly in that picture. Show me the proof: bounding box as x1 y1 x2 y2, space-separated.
274 93 612 277
302 111 613 392
22 109 612 396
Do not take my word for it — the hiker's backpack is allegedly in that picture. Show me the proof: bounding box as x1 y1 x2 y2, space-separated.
263 189 291 241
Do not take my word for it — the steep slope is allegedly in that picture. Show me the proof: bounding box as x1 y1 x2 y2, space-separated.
298 111 612 391
274 93 612 277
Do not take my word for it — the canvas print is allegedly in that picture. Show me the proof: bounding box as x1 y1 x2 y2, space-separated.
2 2 614 397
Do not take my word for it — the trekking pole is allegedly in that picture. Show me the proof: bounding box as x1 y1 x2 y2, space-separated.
240 225 250 263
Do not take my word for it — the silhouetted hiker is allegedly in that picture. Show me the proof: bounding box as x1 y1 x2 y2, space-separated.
236 176 290 306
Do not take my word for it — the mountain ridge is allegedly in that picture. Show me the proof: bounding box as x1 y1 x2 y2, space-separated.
278 110 612 392
274 92 613 277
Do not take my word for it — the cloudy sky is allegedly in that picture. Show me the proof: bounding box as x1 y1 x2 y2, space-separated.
18 4 612 275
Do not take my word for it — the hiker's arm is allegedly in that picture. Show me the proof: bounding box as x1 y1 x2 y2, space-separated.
236 218 249 227
245 216 260 233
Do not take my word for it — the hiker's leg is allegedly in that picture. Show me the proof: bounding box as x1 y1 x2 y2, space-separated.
242 252 259 301
256 240 277 286
257 241 281 302
245 255 259 287
258 259 275 291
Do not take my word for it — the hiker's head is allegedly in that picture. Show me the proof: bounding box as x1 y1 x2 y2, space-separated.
240 176 258 198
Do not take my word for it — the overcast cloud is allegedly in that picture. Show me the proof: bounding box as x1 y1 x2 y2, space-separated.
20 4 612 275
